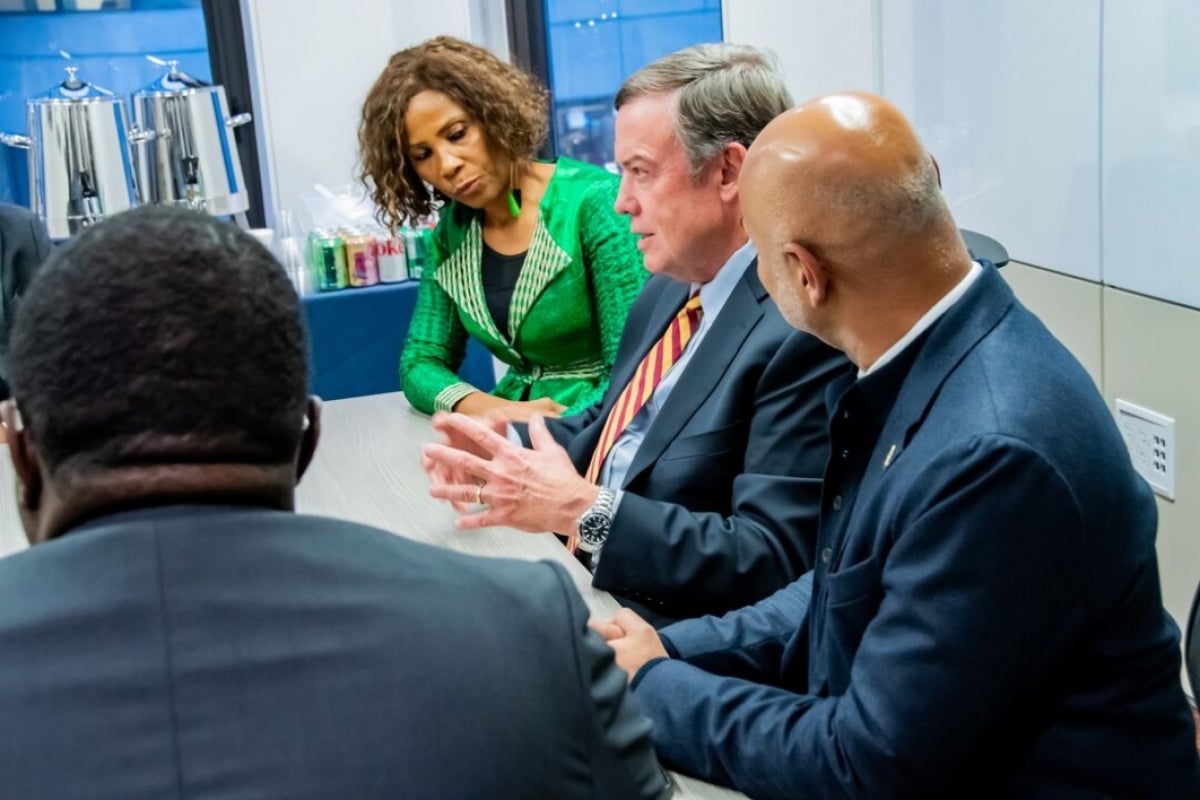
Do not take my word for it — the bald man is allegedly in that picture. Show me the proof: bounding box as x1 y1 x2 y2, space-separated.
595 93 1200 798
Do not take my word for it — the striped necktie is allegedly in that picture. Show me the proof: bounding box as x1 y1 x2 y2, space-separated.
584 291 703 485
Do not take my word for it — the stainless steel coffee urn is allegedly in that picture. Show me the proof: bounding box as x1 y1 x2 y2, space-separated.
130 63 253 218
0 67 150 239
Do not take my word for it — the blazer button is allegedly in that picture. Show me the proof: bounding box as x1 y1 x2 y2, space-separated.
832 495 843 511
821 547 832 564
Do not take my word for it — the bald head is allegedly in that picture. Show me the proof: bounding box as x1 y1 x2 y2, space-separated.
743 92 952 257
742 92 972 367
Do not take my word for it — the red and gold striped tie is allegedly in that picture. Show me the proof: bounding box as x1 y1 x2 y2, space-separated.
584 292 703 485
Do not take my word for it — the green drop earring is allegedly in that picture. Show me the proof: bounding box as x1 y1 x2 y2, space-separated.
507 160 522 218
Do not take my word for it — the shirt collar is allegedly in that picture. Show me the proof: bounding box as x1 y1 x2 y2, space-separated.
858 260 984 378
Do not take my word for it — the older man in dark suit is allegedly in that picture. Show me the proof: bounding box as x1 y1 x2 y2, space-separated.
0 202 52 399
0 205 669 800
421 44 850 626
595 93 1200 798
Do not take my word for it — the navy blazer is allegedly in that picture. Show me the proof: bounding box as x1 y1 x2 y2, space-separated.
632 266 1200 798
0 505 670 800
545 265 850 625
0 202 52 391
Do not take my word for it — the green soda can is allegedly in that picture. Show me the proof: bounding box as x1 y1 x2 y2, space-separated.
307 229 347 291
419 225 435 278
402 226 424 280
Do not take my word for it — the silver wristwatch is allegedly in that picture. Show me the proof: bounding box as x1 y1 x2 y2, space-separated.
576 487 618 553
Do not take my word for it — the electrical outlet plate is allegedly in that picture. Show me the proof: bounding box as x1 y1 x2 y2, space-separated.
1114 399 1175 500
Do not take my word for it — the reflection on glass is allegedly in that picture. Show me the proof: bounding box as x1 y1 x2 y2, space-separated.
0 0 209 206
543 0 722 169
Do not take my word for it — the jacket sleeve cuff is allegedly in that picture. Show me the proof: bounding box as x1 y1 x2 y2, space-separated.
659 632 681 659
630 656 670 690
434 382 477 412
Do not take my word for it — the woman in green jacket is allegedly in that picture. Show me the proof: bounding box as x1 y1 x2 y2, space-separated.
359 36 646 421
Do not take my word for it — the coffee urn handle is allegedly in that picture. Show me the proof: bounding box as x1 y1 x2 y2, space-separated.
0 133 32 149
128 127 157 145
226 112 253 128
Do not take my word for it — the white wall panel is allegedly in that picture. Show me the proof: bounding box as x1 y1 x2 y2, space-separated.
1102 0 1200 309
723 0 878 103
880 0 1101 280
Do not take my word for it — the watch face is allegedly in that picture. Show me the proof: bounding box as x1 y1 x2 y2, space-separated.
578 512 610 546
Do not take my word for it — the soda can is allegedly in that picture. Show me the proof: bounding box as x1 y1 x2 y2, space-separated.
342 229 380 288
374 228 408 283
402 227 424 280
307 229 347 292
420 226 435 278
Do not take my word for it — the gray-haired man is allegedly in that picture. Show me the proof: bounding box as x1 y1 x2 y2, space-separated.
422 43 851 625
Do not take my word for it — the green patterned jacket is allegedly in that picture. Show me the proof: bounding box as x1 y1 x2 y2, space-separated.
400 158 646 415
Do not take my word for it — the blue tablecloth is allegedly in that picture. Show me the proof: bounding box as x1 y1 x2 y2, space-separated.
301 281 496 401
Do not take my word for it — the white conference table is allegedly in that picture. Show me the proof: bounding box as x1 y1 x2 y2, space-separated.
0 393 745 800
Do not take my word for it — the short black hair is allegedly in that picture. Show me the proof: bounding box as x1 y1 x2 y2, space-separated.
9 205 309 481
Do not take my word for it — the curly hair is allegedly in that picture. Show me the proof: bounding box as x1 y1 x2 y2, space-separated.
358 36 549 230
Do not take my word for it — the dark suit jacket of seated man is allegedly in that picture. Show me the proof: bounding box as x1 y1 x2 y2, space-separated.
538 260 846 625
0 202 52 398
598 94 1200 798
420 43 851 627
0 205 670 800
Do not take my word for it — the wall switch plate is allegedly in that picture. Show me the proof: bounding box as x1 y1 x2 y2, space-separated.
1115 399 1175 500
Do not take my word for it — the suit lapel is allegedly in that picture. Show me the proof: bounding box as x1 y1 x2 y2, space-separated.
836 266 1017 559
436 217 572 356
507 221 571 340
433 218 517 359
621 266 765 487
571 280 685 470
602 279 690 415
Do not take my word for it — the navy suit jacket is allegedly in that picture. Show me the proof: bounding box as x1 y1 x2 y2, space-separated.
0 505 670 800
544 265 850 625
632 266 1200 798
0 202 52 392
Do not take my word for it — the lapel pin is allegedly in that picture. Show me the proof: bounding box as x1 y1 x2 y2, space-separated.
883 444 898 468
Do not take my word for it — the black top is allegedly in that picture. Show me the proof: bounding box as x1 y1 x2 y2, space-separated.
481 242 527 338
